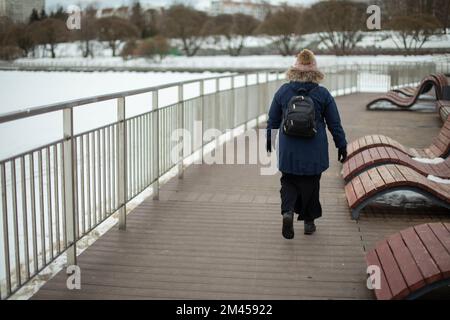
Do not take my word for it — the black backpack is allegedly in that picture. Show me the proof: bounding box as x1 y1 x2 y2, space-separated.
282 87 319 138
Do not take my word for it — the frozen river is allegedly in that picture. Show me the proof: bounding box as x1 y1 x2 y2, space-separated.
0 71 225 160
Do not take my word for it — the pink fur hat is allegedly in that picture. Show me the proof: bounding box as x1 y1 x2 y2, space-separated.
291 49 320 72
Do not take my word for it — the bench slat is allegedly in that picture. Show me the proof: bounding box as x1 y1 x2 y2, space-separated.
344 183 358 208
429 223 450 254
415 224 450 278
387 233 426 292
366 249 393 300
376 240 410 299
376 166 396 185
400 227 443 284
359 171 377 197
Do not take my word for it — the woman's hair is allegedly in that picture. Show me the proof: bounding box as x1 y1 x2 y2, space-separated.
286 68 324 84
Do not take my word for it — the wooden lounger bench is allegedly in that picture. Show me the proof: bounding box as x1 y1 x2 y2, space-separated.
392 84 432 97
347 116 450 160
342 146 450 182
367 74 449 110
438 100 450 123
345 164 450 220
391 74 448 97
366 222 450 300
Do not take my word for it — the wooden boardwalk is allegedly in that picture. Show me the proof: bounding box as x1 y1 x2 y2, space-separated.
32 93 450 300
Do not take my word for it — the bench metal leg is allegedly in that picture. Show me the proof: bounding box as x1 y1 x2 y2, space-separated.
406 278 450 300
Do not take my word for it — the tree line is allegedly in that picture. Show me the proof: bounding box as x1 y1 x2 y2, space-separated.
0 0 448 61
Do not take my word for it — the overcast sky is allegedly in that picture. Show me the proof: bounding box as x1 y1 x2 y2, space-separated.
46 0 321 11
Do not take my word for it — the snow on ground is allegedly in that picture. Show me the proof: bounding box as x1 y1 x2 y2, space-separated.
368 100 437 112
348 32 450 50
19 31 450 60
14 53 447 71
374 191 434 208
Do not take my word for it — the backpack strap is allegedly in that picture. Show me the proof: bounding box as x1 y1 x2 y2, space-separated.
296 86 319 96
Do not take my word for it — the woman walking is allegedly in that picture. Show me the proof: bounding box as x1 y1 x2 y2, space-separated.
266 49 348 239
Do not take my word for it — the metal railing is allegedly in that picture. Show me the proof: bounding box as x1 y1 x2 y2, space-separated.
0 62 446 300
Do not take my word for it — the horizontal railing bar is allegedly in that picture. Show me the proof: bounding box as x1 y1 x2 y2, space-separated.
73 122 118 140
0 139 64 165
0 72 251 124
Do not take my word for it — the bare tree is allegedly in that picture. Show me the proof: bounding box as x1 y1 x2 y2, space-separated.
257 5 304 56
160 5 209 57
97 17 140 57
431 0 450 33
0 17 24 60
31 18 68 58
12 23 35 57
378 0 449 32
210 13 259 56
130 1 146 38
304 1 366 56
78 6 98 58
388 15 442 54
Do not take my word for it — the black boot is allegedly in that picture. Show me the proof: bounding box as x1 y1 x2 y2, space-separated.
304 221 316 235
282 212 295 240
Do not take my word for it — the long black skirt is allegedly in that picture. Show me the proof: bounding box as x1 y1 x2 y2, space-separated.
280 172 322 222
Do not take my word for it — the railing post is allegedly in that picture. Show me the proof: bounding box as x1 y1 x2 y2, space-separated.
344 68 348 95
256 73 261 129
231 76 236 129
245 73 249 131
200 81 205 164
178 84 184 180
63 108 77 266
152 91 160 200
117 97 127 230
215 78 221 149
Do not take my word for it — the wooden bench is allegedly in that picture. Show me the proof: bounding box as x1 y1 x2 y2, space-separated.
344 164 450 220
366 222 450 300
391 74 448 98
367 73 449 110
435 74 449 100
347 116 450 160
392 84 432 97
438 100 450 123
342 146 450 182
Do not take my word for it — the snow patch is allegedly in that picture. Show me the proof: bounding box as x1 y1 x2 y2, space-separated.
413 157 445 164
427 175 450 184
369 100 437 112
374 191 433 207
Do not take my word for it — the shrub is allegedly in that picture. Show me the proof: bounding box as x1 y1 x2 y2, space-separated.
135 36 170 61
0 46 24 61
120 40 138 60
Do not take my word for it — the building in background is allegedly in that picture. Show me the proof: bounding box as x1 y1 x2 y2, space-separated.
97 4 163 20
210 0 279 20
97 6 130 19
0 0 45 23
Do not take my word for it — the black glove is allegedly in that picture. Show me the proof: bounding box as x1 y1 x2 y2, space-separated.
266 129 277 153
266 130 272 153
338 146 348 163
267 139 272 153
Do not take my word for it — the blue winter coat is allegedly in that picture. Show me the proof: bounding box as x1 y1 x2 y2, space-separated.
267 81 347 176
